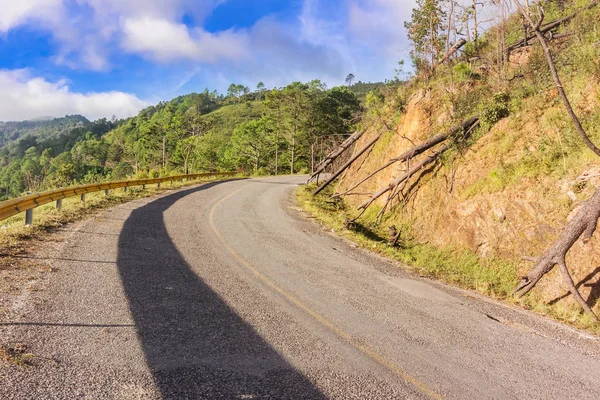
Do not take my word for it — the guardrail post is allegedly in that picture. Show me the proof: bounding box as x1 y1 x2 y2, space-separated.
25 209 33 226
157 182 161 188
123 186 127 192
56 199 62 209
142 184 146 190
80 194 85 202
105 189 109 196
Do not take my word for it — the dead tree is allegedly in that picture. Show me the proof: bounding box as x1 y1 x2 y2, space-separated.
513 0 600 320
433 38 468 71
334 116 479 199
356 142 452 213
516 187 600 322
517 3 600 158
445 0 458 55
353 116 480 222
307 126 370 183
313 130 385 196
507 0 598 53
442 38 468 63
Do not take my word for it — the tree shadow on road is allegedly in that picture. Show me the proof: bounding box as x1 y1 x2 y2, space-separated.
117 182 326 399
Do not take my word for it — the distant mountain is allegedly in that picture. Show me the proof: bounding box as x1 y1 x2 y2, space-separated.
0 115 91 147
25 116 54 122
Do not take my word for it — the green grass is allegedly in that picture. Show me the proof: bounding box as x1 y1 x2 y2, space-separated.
297 184 518 297
463 114 600 200
297 184 600 335
0 175 244 249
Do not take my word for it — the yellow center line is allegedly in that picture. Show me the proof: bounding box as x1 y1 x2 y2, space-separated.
209 183 443 400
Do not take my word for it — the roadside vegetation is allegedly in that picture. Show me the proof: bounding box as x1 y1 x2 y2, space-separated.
0 81 372 201
297 184 600 334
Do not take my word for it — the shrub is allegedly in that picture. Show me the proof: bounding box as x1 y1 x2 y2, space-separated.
462 37 488 58
366 89 385 108
134 170 149 179
453 62 480 82
112 162 134 180
479 92 510 129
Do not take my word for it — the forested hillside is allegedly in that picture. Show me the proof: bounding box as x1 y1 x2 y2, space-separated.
0 115 91 147
0 80 379 200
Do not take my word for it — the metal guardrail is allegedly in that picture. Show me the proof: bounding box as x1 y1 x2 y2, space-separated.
0 171 238 224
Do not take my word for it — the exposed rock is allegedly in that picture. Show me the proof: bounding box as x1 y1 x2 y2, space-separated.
575 166 600 188
477 240 492 258
336 81 600 303
456 200 478 217
492 204 506 222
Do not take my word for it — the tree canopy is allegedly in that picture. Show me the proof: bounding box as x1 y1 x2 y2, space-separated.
0 81 363 200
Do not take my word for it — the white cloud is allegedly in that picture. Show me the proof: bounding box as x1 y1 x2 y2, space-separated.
0 0 64 32
122 18 200 61
0 69 147 121
293 0 416 85
80 0 220 21
122 17 249 63
0 0 226 70
0 0 410 85
348 0 413 43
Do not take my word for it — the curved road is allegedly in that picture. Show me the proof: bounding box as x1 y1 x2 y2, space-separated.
1 176 600 399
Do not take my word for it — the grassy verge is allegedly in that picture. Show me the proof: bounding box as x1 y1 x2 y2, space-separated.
0 175 243 250
296 184 600 335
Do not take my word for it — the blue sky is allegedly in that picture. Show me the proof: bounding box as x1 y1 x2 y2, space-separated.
0 0 415 121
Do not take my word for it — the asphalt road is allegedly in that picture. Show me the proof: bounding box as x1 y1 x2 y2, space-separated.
1 175 600 399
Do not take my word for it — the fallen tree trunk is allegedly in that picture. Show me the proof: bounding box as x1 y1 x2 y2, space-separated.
356 116 480 215
515 186 600 322
333 116 479 199
313 131 384 196
437 38 467 66
390 116 479 163
420 39 468 79
507 0 598 53
375 162 439 223
332 158 397 199
357 142 452 212
307 127 369 183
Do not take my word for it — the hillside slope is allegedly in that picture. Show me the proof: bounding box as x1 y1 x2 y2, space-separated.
326 1 600 327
